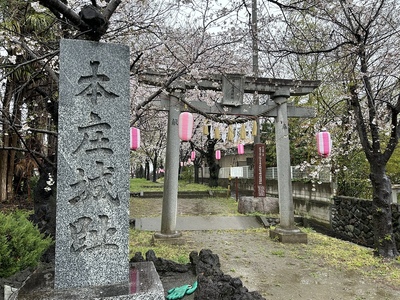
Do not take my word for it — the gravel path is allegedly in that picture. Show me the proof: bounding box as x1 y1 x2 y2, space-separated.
184 230 400 299
133 196 400 299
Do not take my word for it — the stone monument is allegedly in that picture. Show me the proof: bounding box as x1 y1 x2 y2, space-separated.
14 39 165 299
55 38 130 289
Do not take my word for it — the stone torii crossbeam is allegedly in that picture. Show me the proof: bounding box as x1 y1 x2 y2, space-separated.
138 71 320 243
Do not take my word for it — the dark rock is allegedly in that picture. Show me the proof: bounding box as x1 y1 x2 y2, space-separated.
130 252 145 263
194 275 220 299
127 248 266 299
193 249 266 300
230 277 244 289
195 249 222 276
189 251 200 265
195 272 265 300
145 250 190 274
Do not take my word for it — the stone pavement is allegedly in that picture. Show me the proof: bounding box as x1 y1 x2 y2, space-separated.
134 215 263 231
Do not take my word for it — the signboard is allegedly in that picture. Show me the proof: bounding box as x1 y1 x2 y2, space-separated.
230 167 243 178
222 74 244 106
254 143 266 197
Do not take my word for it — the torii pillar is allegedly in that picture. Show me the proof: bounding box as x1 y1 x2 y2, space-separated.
269 88 307 243
153 91 183 241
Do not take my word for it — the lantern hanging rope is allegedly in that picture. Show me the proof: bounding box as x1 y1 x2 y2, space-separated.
203 123 209 135
240 123 246 140
172 93 283 125
252 120 257 136
131 89 285 130
214 127 221 140
227 125 234 142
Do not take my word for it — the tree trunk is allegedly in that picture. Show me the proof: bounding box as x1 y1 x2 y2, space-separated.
30 155 57 261
7 130 17 201
370 164 398 257
206 139 219 187
7 97 22 202
145 159 150 180
0 136 9 201
152 153 158 182
0 80 13 202
194 162 200 184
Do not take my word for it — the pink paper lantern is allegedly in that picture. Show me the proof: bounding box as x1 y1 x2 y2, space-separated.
191 151 196 160
316 131 332 157
130 127 140 150
178 112 194 141
215 150 221 160
238 143 244 155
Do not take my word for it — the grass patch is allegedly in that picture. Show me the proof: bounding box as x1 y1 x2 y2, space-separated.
129 229 189 264
271 250 285 257
130 178 164 192
307 230 400 285
130 178 227 193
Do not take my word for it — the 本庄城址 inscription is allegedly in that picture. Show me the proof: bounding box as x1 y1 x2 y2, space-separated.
75 61 119 104
70 215 118 253
55 39 130 289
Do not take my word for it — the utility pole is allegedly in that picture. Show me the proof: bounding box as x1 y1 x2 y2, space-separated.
252 0 260 142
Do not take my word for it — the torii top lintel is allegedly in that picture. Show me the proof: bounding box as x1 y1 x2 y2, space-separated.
138 70 321 97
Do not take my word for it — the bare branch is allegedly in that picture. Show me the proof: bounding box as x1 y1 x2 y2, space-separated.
39 0 88 32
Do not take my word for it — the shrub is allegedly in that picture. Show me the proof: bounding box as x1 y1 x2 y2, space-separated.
180 165 193 183
0 210 53 278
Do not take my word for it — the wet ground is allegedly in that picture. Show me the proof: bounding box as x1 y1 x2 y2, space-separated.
183 230 400 299
2 196 400 299
132 196 400 300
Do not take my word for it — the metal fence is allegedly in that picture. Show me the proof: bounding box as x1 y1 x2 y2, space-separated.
202 165 332 183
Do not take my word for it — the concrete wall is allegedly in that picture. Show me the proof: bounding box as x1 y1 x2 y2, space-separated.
218 178 333 225
210 178 400 249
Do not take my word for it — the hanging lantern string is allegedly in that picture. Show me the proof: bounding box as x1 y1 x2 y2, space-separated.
252 120 257 136
133 86 287 126
177 95 287 125
133 68 289 126
240 123 246 140
227 125 234 142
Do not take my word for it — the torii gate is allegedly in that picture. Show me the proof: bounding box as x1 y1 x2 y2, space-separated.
138 71 320 243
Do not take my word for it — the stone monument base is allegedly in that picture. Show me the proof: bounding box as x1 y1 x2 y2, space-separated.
269 226 308 244
16 262 164 300
152 231 186 245
238 196 279 214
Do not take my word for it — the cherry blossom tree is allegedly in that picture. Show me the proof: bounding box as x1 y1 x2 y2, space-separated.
258 0 400 257
1 0 259 203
